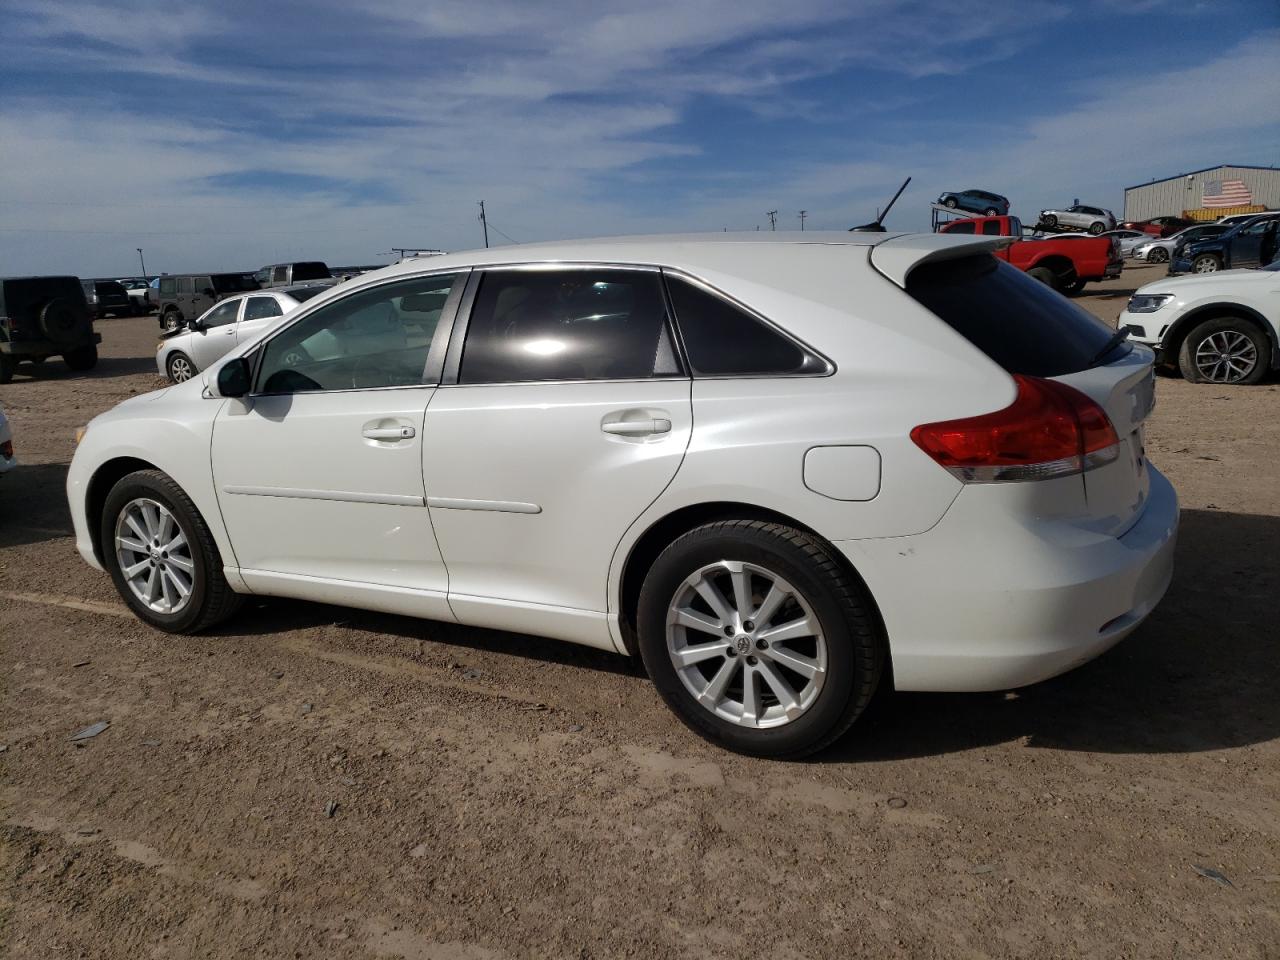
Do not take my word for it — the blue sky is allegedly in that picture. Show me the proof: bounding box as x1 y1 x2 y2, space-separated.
1 0 1278 276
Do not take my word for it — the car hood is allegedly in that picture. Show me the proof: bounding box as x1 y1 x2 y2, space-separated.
1136 268 1263 295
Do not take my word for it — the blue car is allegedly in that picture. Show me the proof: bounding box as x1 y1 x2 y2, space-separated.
1170 212 1280 275
937 188 1010 217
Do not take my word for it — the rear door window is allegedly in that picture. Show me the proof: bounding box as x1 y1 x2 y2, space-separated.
904 254 1128 376
459 269 677 384
665 275 827 377
243 296 284 322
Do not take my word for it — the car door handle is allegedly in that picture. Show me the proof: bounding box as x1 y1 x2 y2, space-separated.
602 418 671 436
362 425 415 440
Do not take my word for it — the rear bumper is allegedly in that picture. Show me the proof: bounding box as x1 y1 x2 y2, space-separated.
836 466 1178 692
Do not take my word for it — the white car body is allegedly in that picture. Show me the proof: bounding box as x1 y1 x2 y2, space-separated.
0 404 14 477
1039 205 1117 234
1132 225 1230 264
1119 262 1280 369
157 289 323 381
70 232 1176 712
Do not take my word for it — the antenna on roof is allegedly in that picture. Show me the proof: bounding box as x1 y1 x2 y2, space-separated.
850 176 911 232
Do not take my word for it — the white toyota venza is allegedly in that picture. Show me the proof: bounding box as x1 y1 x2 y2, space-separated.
68 233 1178 757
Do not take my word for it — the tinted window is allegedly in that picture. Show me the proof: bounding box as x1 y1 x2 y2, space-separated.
214 274 258 293
257 273 457 394
243 296 283 321
946 221 976 234
191 276 212 294
905 254 1126 377
159 278 176 295
459 269 674 384
97 281 127 296
667 275 825 377
272 266 288 284
202 299 240 327
177 278 193 294
286 286 326 303
981 220 1003 236
290 262 330 281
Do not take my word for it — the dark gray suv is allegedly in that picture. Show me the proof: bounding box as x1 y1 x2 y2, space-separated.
0 276 101 383
155 273 259 330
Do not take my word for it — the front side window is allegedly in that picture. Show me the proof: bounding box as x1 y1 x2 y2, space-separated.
256 273 458 394
202 299 240 328
177 278 193 294
981 220 1003 236
458 269 676 384
243 296 283 322
191 276 212 294
666 275 825 377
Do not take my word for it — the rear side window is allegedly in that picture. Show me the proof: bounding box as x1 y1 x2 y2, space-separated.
665 275 825 377
981 220 1003 236
159 278 176 296
944 221 975 234
290 262 330 281
243 296 283 321
459 269 676 384
905 254 1126 376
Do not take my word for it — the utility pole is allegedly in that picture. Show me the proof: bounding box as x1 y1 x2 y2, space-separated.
766 210 777 231
798 210 808 231
136 247 148 279
478 200 489 249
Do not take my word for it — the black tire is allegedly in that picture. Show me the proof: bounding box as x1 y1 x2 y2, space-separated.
161 309 182 331
39 298 82 346
63 344 98 371
1027 266 1058 289
984 207 999 216
1148 247 1169 264
1041 214 1058 229
943 197 958 209
1064 279 1087 295
1192 254 1221 274
101 469 244 633
1177 317 1269 385
0 354 13 384
1088 222 1105 235
166 351 196 383
637 519 885 759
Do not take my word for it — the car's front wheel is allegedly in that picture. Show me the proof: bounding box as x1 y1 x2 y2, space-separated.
943 197 957 209
166 351 196 383
1178 317 1269 385
162 309 182 331
984 207 999 216
1148 247 1169 264
1192 254 1221 274
637 519 884 758
101 469 243 633
1088 222 1105 235
1041 214 1058 229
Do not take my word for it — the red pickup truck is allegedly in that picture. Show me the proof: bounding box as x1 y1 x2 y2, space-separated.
939 215 1122 294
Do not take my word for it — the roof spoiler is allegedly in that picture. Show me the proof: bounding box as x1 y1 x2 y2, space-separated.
869 234 1013 287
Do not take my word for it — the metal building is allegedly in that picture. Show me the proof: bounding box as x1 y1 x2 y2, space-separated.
1123 164 1280 222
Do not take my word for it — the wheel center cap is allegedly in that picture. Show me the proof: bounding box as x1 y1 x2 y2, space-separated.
734 635 751 654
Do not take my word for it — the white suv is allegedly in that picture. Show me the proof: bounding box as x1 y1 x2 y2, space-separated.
67 233 1178 757
1119 260 1280 384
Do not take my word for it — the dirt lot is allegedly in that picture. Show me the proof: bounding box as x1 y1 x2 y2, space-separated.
2 263 1278 959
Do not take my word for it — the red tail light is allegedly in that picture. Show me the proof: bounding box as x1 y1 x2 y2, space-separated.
911 375 1120 483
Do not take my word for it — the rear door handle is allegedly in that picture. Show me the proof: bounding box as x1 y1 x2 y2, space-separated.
363 425 416 440
602 418 671 437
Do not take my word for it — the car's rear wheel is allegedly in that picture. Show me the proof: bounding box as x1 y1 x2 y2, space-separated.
1148 247 1169 264
63 345 98 371
1178 317 1269 385
1041 214 1058 229
984 207 999 216
1064 279 1087 295
1088 222 1105 235
1026 266 1058 290
637 519 884 758
1192 254 1221 274
944 197 958 209
101 469 243 633
166 352 195 383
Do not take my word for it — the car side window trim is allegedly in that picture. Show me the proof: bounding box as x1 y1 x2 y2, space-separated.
659 268 835 379
438 263 690 388
243 267 470 397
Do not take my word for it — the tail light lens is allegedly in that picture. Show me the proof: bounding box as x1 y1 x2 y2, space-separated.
911 375 1120 483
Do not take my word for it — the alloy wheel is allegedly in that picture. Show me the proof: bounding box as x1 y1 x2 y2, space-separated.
168 355 194 382
666 561 827 729
114 498 196 614
1193 257 1219 273
1194 330 1257 383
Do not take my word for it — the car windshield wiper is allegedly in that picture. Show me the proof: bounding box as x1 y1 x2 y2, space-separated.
1089 327 1130 367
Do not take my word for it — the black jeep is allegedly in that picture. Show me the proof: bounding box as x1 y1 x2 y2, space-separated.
0 276 101 383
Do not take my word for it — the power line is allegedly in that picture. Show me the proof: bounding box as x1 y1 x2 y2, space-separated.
485 221 519 245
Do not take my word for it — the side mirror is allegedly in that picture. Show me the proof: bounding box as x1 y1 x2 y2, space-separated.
189 318 203 331
216 357 252 398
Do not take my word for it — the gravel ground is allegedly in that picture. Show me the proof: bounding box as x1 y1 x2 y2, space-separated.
2 263 1278 958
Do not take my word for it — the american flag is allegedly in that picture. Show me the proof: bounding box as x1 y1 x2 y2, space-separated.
1202 179 1253 208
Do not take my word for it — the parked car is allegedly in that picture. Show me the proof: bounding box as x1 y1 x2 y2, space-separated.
1120 259 1280 384
1120 216 1198 238
936 189 1010 217
939 216 1121 292
155 273 260 331
254 262 337 289
118 279 153 313
0 403 14 480
0 276 101 383
1170 213 1280 275
1132 224 1230 264
158 286 330 382
81 279 134 318
1052 229 1151 258
1037 204 1117 235
1217 211 1275 227
67 232 1176 758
